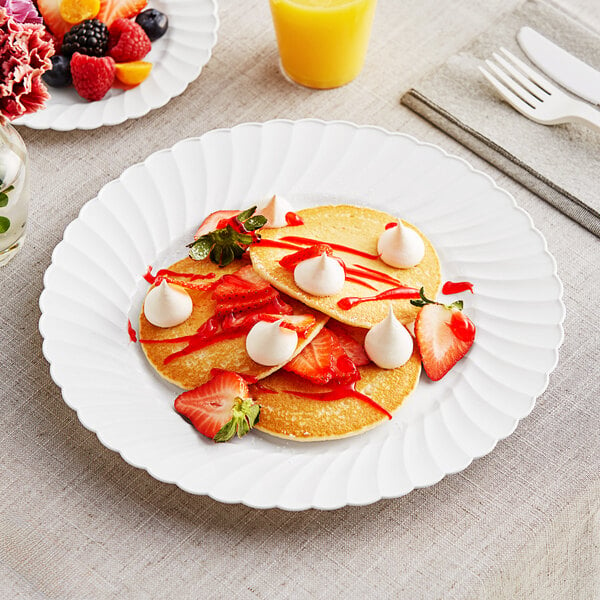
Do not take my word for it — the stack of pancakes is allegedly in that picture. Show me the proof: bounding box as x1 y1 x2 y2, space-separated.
140 205 441 441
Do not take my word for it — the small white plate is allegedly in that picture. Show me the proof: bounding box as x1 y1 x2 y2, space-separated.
39 119 565 510
14 0 218 130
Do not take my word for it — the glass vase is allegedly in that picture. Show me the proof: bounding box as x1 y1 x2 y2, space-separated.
0 122 29 266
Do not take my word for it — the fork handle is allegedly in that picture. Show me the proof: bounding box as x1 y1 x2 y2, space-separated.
571 103 600 133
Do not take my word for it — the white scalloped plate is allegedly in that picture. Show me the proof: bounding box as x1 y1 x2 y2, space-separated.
39 119 564 510
14 0 218 130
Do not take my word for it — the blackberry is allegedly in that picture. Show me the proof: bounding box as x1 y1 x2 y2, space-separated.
61 19 109 58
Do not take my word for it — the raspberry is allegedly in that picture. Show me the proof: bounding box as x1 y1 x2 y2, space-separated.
108 18 151 63
70 53 116 101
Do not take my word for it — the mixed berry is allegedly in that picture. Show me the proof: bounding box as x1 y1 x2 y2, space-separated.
38 0 168 101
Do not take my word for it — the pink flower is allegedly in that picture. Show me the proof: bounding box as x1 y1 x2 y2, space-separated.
0 0 42 25
0 7 54 124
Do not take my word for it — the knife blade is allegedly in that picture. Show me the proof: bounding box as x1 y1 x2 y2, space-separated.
517 26 600 105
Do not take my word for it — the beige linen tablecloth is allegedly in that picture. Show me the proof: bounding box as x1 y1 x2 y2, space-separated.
1 1 599 598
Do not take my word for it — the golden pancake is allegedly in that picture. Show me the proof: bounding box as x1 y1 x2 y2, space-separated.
249 204 441 328
252 324 421 440
139 257 329 389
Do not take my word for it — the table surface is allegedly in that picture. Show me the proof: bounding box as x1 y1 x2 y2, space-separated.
2 1 599 599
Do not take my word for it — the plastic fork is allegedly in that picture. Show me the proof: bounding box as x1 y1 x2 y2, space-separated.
479 47 600 132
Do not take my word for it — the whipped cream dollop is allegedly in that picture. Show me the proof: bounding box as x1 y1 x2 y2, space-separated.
258 194 294 229
143 280 193 328
246 320 298 366
377 221 425 269
294 253 345 297
0 146 22 190
364 307 414 369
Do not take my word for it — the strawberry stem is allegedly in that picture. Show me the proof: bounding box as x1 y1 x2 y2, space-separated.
410 287 463 310
213 397 260 442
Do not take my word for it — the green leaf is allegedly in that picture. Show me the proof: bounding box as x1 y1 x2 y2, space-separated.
234 232 254 245
449 300 464 311
213 398 260 442
0 216 10 233
219 245 235 267
210 244 223 265
243 215 267 231
236 205 257 222
188 236 212 260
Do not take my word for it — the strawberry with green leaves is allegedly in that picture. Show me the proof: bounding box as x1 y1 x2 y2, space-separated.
411 288 476 381
188 206 267 267
174 371 260 442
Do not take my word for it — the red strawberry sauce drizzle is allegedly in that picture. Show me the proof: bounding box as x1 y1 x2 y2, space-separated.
139 296 294 363
258 239 407 293
255 239 304 251
337 286 421 310
344 277 377 291
385 222 398 230
281 236 380 260
127 320 137 342
283 384 392 420
143 266 216 285
285 212 304 226
442 280 474 295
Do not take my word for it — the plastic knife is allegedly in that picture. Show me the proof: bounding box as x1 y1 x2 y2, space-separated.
517 26 600 105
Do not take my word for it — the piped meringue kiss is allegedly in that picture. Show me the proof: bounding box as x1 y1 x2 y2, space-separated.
246 320 298 366
143 280 193 328
258 194 294 228
377 221 425 268
364 307 414 369
294 253 345 297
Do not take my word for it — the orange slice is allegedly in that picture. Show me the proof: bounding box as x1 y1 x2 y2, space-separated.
59 0 100 24
114 61 152 86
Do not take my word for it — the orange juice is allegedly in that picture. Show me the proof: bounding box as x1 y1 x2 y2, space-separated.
269 0 377 89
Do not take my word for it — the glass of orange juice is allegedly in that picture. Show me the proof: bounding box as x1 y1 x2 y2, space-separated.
269 0 377 89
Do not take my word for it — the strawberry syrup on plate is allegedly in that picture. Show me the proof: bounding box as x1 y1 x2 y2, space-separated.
442 280 474 295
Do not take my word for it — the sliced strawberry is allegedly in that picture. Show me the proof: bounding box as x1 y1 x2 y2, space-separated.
174 371 259 442
284 328 360 385
215 288 279 317
37 0 72 41
212 265 271 302
97 0 147 27
194 210 240 240
329 331 360 385
284 328 335 384
326 321 370 366
279 243 333 271
259 314 317 336
414 304 475 381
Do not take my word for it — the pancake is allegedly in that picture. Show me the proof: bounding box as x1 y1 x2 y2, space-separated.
252 324 421 440
139 257 329 389
249 204 441 329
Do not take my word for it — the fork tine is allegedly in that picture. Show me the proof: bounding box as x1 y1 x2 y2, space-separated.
492 53 547 101
499 47 555 94
484 60 537 108
479 66 535 115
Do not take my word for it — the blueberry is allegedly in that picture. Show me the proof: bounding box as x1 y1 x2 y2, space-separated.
135 9 169 42
42 55 72 88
